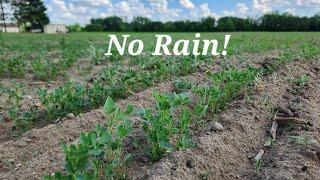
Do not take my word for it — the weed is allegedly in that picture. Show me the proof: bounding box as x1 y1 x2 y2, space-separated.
195 67 259 114
173 79 192 93
255 159 261 174
290 135 316 147
3 82 25 106
265 137 276 147
39 82 86 120
199 170 212 180
89 45 106 65
5 55 27 78
32 55 59 81
294 75 309 86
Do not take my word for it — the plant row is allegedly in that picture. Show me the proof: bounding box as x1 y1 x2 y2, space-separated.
7 52 208 132
0 39 85 80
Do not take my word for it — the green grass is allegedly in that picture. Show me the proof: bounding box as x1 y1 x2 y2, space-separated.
2 32 320 54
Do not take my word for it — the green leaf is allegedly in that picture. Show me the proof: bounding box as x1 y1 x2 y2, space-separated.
103 97 115 114
105 164 116 178
111 142 118 151
124 154 133 165
125 104 134 115
54 172 63 179
135 108 146 117
195 104 208 118
89 149 103 156
80 133 89 146
159 141 173 152
43 174 53 180
95 125 103 135
99 131 111 144
75 175 85 180
60 142 68 154
90 133 97 146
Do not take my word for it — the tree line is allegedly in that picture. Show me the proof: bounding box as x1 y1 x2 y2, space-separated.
79 12 320 32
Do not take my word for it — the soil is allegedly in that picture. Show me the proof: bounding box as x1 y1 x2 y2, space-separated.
0 55 319 180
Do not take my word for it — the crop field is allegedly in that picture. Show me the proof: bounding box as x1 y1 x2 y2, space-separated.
0 32 320 179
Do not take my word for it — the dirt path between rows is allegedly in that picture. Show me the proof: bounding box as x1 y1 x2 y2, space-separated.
243 60 320 180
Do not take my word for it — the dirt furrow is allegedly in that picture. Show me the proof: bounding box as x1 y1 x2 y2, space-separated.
244 60 320 180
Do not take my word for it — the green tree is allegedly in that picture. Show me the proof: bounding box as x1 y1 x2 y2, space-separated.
199 17 216 32
217 17 236 31
131 16 151 31
67 23 82 32
12 0 49 30
310 13 320 31
104 16 125 32
81 13 320 32
84 18 104 31
0 0 10 32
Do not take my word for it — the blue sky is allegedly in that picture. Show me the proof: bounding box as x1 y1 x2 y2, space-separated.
43 0 320 25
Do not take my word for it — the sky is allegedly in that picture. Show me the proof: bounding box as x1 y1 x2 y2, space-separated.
43 0 320 25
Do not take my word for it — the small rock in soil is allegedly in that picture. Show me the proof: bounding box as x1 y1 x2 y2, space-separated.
25 138 32 143
66 113 75 119
304 126 310 131
211 122 224 132
25 95 33 100
186 159 195 169
301 165 308 172
285 109 294 117
283 94 291 99
171 165 177 170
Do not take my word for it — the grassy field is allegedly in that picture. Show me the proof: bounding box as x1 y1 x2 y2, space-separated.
0 32 320 179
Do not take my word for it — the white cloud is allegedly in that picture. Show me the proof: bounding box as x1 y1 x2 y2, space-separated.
115 1 130 13
111 0 152 20
70 0 112 7
199 3 219 19
298 0 320 6
45 0 320 25
252 0 320 16
236 3 249 16
180 0 195 9
221 3 249 18
52 0 68 13
253 0 272 13
148 0 182 21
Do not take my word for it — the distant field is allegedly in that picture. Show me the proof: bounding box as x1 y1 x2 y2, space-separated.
0 32 320 179
2 32 320 53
